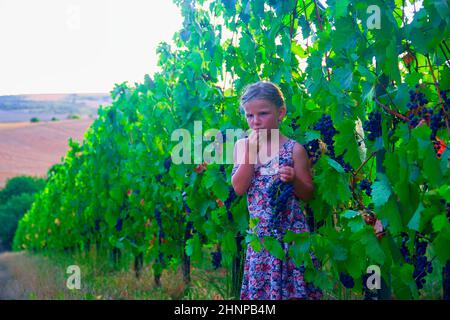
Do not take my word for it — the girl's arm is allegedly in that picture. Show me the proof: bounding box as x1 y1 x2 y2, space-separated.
292 142 314 201
231 138 255 196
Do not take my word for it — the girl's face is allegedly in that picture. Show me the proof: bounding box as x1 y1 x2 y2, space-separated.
243 99 286 131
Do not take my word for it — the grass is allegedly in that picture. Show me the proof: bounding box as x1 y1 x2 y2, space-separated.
0 249 230 300
0 249 444 300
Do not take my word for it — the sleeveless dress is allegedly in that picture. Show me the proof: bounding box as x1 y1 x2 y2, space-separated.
232 138 323 300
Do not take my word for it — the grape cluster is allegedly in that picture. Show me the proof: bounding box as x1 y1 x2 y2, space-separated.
182 191 191 214
314 114 337 156
399 232 411 263
269 179 294 235
94 219 101 232
211 250 222 269
219 165 226 177
359 179 372 196
407 86 428 111
224 187 237 210
363 111 382 141
334 153 352 173
413 237 433 290
429 109 445 139
304 139 321 164
115 218 123 232
224 186 237 221
443 89 450 111
311 115 353 172
158 251 166 268
155 209 165 238
405 86 447 139
303 115 336 165
407 107 433 129
339 272 355 289
164 157 171 172
290 115 300 131
444 260 450 300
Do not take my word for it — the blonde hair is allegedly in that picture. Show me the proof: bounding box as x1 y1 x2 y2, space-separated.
239 81 285 112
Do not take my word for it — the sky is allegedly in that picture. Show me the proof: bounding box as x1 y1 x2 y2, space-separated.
0 0 183 95
0 0 423 96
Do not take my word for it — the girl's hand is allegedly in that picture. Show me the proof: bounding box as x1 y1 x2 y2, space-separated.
247 129 259 152
246 129 259 163
279 165 295 183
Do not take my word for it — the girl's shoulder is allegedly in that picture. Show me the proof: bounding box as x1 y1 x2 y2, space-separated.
289 139 310 164
282 137 308 161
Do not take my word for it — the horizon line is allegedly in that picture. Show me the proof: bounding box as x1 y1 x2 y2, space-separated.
0 91 113 97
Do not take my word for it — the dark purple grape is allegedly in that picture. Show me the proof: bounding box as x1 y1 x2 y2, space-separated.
291 116 300 131
155 209 162 229
224 186 237 210
340 272 355 289
399 232 413 263
412 236 432 290
164 157 171 172
268 179 294 236
305 139 320 164
94 219 101 232
335 153 352 173
211 251 222 269
360 179 372 196
115 218 123 232
363 111 382 141
219 165 226 177
314 114 337 152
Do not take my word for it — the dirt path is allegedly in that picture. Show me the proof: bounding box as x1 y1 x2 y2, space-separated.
0 252 28 299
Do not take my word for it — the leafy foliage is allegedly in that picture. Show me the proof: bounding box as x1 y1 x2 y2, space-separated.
0 176 45 250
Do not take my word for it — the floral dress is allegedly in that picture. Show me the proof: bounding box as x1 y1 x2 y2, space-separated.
232 138 323 300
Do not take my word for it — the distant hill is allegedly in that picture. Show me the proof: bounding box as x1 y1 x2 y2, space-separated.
0 93 112 122
0 118 93 188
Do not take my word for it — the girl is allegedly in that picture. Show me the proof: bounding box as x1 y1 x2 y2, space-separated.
231 81 322 300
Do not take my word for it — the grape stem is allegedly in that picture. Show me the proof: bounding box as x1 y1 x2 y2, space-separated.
289 0 299 40
375 75 401 110
313 0 324 32
373 97 410 122
350 151 376 209
353 151 377 178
